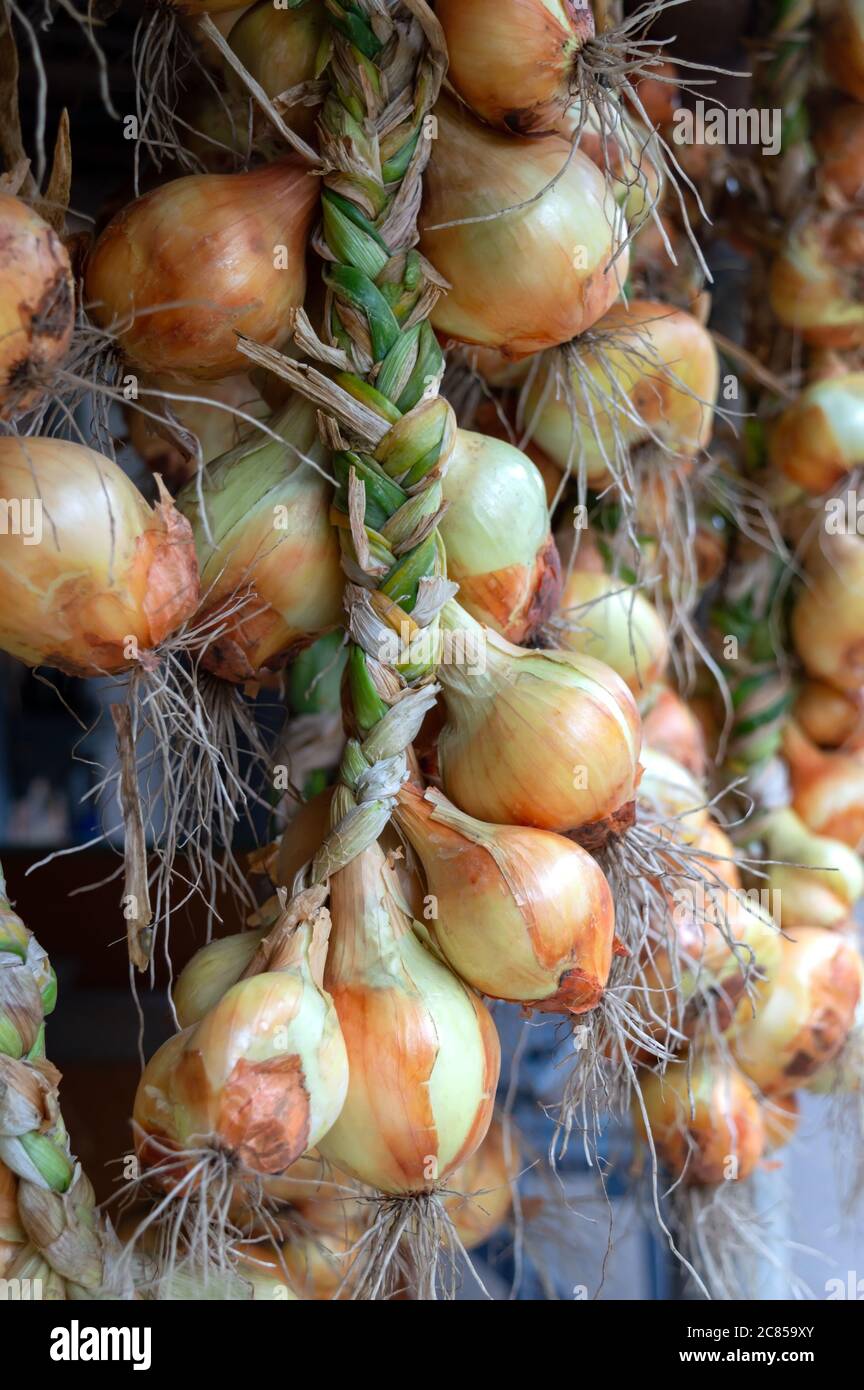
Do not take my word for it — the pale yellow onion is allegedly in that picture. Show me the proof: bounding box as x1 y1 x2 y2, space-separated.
732 926 863 1095
691 820 742 892
639 685 707 779
635 1056 764 1185
556 572 669 695
436 600 642 834
771 373 864 493
127 372 269 489
523 299 718 485
764 807 864 931
637 746 709 845
134 919 349 1183
770 210 864 349
177 397 343 681
783 721 864 848
0 194 74 419
0 436 199 675
394 781 615 1013
419 96 628 360
795 679 863 749
436 0 595 135
560 102 664 227
280 1229 354 1301
317 840 500 1196
792 531 864 694
823 0 864 102
232 1243 299 1301
86 159 318 380
439 429 561 644
174 929 267 1027
444 1118 514 1250
227 0 325 141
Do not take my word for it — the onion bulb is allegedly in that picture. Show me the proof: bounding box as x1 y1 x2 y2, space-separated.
732 926 863 1095
792 531 864 693
764 807 864 931
227 1 325 141
0 436 199 675
761 1094 799 1155
174 929 267 1027
0 194 74 419
815 102 864 204
317 840 500 1196
783 720 864 848
639 685 707 779
635 1056 764 1185
127 372 269 489
394 781 615 1013
555 572 669 695
823 0 864 102
177 398 343 682
134 916 349 1183
436 0 595 136
771 373 864 493
439 429 561 644
523 300 718 485
444 1118 514 1250
795 679 862 749
637 747 709 845
436 601 641 834
86 159 318 380
419 96 627 359
280 1229 354 1300
770 210 864 349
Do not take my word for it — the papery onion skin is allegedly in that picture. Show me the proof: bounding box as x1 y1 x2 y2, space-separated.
556 572 669 695
784 720 864 848
420 97 627 360
636 1058 764 1185
318 844 500 1196
0 195 75 419
792 531 864 694
395 782 615 1014
771 373 864 493
436 0 594 136
769 211 864 349
436 602 642 834
637 747 709 845
795 679 862 749
639 685 707 779
765 808 864 932
823 0 864 103
523 300 718 485
0 436 199 675
732 927 863 1096
227 1 325 141
85 159 318 380
174 929 267 1027
440 429 561 644
127 372 269 489
445 1118 514 1250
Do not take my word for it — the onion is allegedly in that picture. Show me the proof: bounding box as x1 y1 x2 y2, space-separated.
636 1056 764 1184
231 1243 300 1301
770 211 864 348
177 398 343 681
815 102 864 204
555 573 669 695
823 0 864 102
174 929 267 1027
439 429 561 644
436 601 642 834
771 372 864 493
765 807 864 931
795 679 862 749
639 685 707 779
317 841 500 1196
732 926 863 1095
691 820 741 892
134 916 349 1184
523 300 718 485
86 159 318 380
436 0 594 135
0 436 199 675
227 1 325 141
444 1118 514 1250
394 782 615 1013
0 194 74 419
761 1094 799 1155
784 721 864 848
419 96 627 359
281 1229 354 1300
792 531 864 694
561 102 663 227
127 372 269 489
637 747 709 846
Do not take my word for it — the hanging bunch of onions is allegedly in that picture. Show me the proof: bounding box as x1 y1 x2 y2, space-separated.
763 808 864 931
226 0 326 142
134 911 349 1197
732 927 863 1095
394 781 615 1014
815 102 864 204
636 1055 765 1185
769 210 864 348
316 839 500 1198
771 373 864 492
522 301 718 486
783 721 864 847
553 572 669 695
85 159 318 380
792 531 864 693
176 396 343 682
419 96 628 359
823 0 864 102
639 686 708 778
443 1118 515 1251
435 601 642 835
795 679 862 749
438 429 561 644
0 194 75 420
0 436 199 675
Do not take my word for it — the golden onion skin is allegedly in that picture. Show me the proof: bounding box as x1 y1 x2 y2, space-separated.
769 211 864 349
556 572 669 696
0 195 74 419
636 1058 765 1185
639 686 708 780
227 1 325 141
86 159 318 380
794 679 862 749
784 721 864 848
772 373 864 494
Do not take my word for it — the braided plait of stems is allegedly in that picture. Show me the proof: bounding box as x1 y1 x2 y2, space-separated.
0 864 130 1298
